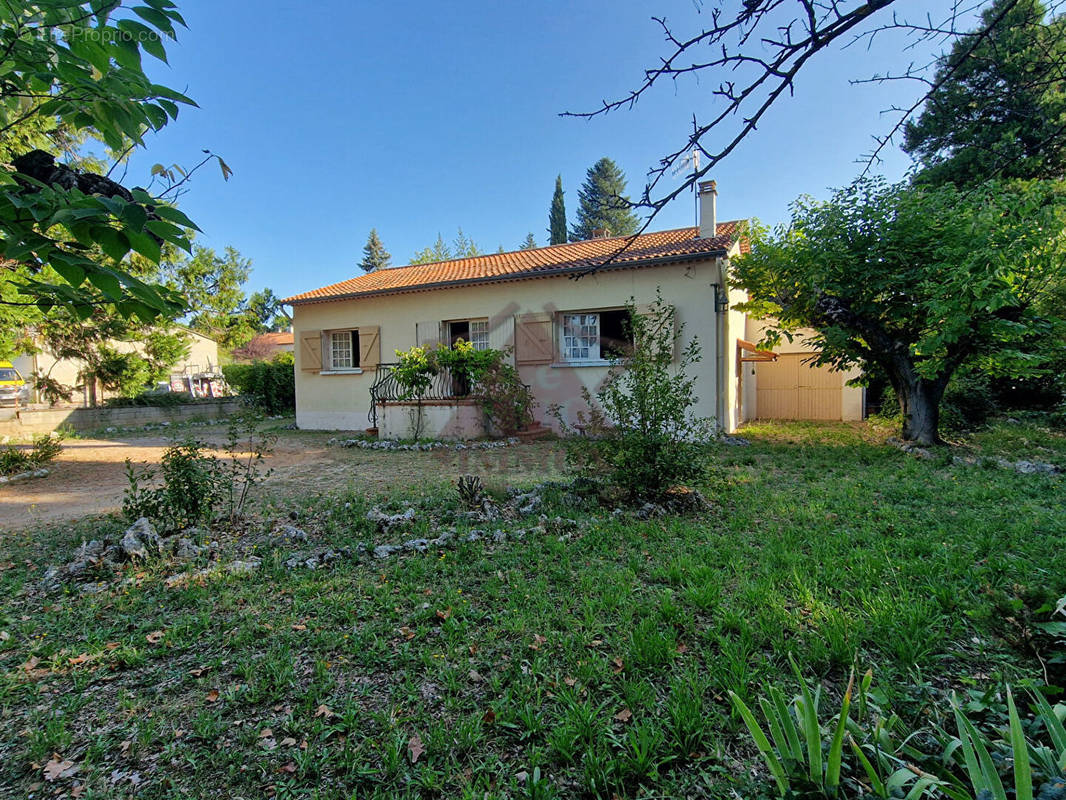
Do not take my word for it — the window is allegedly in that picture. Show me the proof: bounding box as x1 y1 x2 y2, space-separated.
560 309 631 362
562 313 599 361
329 330 360 370
447 319 490 351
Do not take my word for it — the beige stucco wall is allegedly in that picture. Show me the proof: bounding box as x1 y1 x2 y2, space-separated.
292 257 734 434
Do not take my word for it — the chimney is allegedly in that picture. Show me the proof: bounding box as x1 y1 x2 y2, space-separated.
698 180 717 238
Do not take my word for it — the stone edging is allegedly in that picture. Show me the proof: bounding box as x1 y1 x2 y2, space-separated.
329 437 520 452
0 467 49 485
887 437 1061 475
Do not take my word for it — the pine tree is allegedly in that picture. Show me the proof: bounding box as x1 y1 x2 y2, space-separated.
548 175 567 245
410 234 452 265
569 158 640 241
452 228 482 258
520 233 537 250
359 228 391 272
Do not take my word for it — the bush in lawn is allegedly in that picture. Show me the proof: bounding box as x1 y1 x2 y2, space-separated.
222 353 295 414
124 417 275 530
0 434 63 476
558 294 712 500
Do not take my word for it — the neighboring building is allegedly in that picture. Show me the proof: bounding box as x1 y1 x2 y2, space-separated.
13 326 222 407
282 183 862 436
232 330 295 362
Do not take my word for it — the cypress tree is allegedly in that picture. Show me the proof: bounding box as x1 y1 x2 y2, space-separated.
359 228 391 272
548 175 567 245
569 158 640 241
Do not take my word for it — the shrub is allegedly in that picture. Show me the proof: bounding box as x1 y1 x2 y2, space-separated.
222 353 295 414
93 346 154 399
556 294 713 500
0 434 63 476
123 416 275 530
476 355 535 434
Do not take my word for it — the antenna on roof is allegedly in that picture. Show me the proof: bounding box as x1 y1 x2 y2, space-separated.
671 148 700 229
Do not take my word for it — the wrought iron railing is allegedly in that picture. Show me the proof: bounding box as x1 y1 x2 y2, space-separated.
368 363 479 426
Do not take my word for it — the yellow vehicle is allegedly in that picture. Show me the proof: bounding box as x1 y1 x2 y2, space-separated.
0 361 30 406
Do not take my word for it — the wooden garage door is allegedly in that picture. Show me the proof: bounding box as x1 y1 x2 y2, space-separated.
755 354 843 420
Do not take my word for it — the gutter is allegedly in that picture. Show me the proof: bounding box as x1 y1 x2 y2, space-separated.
284 248 728 307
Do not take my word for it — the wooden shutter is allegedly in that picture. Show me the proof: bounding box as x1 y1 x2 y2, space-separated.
515 313 554 365
359 325 380 369
300 330 322 372
416 320 441 349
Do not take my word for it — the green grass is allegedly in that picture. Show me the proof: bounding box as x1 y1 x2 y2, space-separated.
0 421 1063 798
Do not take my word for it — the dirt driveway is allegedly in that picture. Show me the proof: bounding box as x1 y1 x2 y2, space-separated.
0 429 565 531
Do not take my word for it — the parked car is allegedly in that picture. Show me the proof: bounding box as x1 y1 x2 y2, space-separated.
0 361 31 406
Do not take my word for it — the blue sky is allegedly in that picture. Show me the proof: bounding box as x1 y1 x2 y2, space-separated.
126 0 968 301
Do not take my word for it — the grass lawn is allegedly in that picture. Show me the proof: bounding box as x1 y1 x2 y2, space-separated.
0 420 1064 798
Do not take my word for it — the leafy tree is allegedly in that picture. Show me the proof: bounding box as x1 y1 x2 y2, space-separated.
733 178 1066 445
569 158 639 241
246 289 283 331
0 1 224 319
163 245 255 349
548 175 567 245
359 228 391 272
520 233 537 250
904 0 1066 186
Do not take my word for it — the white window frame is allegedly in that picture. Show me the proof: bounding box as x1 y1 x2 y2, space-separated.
447 318 491 351
468 319 490 351
323 329 362 374
560 312 601 363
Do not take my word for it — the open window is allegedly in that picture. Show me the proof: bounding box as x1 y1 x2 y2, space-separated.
445 318 490 350
558 309 631 363
329 330 360 370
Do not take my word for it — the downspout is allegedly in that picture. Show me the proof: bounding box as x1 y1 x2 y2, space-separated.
714 257 727 432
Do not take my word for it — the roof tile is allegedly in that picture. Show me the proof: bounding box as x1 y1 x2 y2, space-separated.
283 223 744 305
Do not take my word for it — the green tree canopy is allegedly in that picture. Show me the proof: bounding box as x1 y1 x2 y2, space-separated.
0 1 222 320
548 175 567 245
569 158 640 241
359 228 391 272
410 228 482 264
903 0 1066 186
520 232 537 250
733 178 1066 444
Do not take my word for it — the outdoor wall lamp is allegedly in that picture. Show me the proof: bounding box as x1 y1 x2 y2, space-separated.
712 283 729 313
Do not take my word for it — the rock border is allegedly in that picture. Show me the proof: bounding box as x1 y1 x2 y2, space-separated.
887 436 1061 475
330 436 520 452
0 467 49 485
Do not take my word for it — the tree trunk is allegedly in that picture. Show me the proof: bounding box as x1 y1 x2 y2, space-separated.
895 375 947 446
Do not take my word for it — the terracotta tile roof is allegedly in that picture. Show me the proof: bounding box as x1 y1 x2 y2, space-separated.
254 331 294 346
283 223 745 305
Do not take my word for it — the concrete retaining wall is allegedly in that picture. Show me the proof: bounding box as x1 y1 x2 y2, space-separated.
0 398 243 437
378 399 486 440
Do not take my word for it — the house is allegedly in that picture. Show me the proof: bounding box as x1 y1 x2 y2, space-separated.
282 183 863 437
13 326 223 406
232 330 295 362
